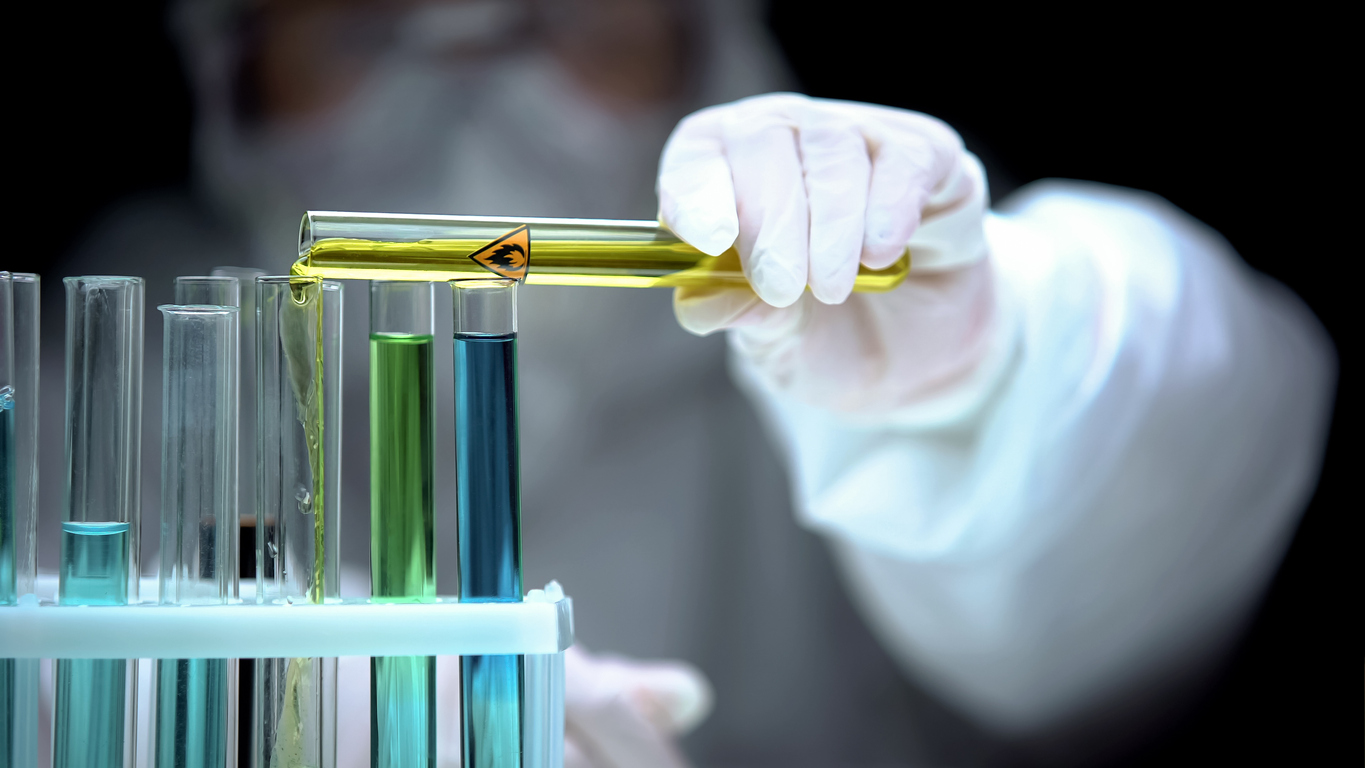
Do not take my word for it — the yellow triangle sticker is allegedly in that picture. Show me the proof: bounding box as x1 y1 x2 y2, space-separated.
468 225 530 280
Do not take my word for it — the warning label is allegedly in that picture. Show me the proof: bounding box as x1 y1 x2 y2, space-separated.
468 225 530 280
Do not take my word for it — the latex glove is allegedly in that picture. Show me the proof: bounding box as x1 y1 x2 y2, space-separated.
564 645 713 768
658 93 997 412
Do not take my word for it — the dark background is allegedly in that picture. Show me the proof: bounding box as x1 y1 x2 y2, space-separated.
11 3 1353 765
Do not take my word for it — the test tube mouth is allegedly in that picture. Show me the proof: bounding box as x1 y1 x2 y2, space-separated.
158 304 240 315
299 212 313 257
63 275 143 284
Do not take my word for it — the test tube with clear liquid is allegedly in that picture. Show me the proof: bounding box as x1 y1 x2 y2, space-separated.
369 281 437 767
2 272 40 767
57 276 145 768
254 276 341 768
153 289 240 768
452 279 524 768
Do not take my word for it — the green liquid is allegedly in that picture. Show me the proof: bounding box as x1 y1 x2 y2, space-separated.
369 333 436 768
55 522 130 768
154 658 230 768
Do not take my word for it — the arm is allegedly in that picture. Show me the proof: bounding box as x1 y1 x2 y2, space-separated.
659 95 1336 734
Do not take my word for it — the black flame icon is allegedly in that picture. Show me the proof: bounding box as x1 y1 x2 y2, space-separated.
485 242 525 270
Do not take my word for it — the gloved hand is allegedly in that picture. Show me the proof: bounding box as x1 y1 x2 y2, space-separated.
563 645 713 768
658 93 998 412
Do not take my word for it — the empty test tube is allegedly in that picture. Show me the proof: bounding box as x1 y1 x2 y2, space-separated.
3 272 41 768
369 282 437 768
57 276 144 768
153 304 239 768
206 267 263 765
174 275 242 602
208 268 265 576
253 276 342 768
175 275 241 308
452 279 524 768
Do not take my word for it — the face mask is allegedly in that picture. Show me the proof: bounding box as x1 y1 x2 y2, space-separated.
196 49 472 264
183 0 786 263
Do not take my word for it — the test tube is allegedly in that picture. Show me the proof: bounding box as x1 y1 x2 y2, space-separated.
452 279 523 768
174 275 242 601
57 276 144 768
253 276 341 768
1 272 39 768
209 267 265 582
153 304 239 768
205 266 262 764
296 211 911 291
369 282 437 767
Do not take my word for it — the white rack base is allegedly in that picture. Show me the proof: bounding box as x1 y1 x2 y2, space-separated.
0 591 573 659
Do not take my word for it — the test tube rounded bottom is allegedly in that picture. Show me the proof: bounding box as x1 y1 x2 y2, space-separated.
55 521 133 767
371 656 435 767
0 658 12 766
462 655 523 768
154 659 230 768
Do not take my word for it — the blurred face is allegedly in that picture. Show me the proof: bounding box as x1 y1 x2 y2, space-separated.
236 0 693 124
534 0 693 109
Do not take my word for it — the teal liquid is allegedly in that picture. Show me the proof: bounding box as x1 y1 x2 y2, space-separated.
370 656 435 768
454 334 523 768
370 333 437 767
2 400 15 764
154 658 230 768
55 521 131 768
1 399 15 603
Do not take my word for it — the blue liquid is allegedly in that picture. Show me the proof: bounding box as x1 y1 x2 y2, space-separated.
154 658 230 768
454 334 523 768
55 521 131 768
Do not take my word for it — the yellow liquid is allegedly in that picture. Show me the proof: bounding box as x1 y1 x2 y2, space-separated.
293 238 910 292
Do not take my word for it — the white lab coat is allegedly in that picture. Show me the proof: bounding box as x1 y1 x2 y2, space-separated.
740 180 1336 738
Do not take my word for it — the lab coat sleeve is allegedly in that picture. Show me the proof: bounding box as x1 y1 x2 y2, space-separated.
732 180 1336 733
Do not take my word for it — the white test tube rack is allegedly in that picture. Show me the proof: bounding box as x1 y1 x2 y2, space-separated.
0 582 572 767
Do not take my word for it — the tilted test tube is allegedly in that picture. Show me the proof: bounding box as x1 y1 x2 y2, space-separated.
294 211 911 291
369 281 437 767
57 276 144 768
2 272 40 768
452 279 524 768
253 276 341 768
153 301 239 768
